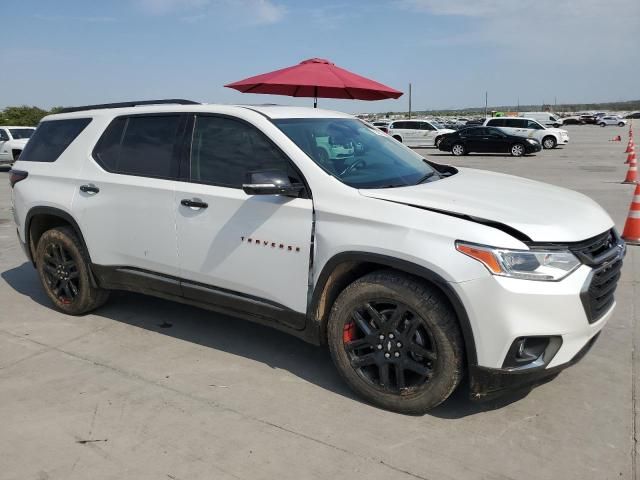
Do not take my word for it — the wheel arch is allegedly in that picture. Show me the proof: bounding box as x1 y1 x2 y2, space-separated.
309 251 478 366
25 206 92 267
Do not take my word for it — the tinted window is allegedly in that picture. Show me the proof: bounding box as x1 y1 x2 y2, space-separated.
419 122 436 131
190 116 299 188
504 119 525 128
462 127 485 136
9 128 34 139
487 118 506 127
93 115 182 179
526 120 544 130
20 118 91 162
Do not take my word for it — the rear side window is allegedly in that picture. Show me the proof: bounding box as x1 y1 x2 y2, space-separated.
20 118 91 162
487 119 505 127
504 119 525 128
93 115 183 179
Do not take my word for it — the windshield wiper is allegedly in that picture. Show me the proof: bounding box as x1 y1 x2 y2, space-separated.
415 171 439 185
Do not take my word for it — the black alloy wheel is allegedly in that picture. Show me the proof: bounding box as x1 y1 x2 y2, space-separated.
41 242 80 304
343 300 437 394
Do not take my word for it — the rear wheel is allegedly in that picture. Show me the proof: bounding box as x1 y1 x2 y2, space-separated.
35 226 109 315
12 149 22 161
451 143 465 156
618 122 625 127
511 143 525 157
599 122 606 127
327 271 464 414
435 136 443 148
542 136 557 149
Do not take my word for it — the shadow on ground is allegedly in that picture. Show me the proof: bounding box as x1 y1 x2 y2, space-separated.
1 261 534 419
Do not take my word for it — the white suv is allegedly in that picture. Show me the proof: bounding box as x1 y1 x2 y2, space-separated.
10 100 624 414
387 119 455 147
598 116 627 127
484 117 569 149
0 126 35 167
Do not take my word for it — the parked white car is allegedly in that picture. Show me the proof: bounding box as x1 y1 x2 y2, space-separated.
518 112 563 128
0 126 35 166
598 116 627 127
484 117 569 149
10 100 623 414
387 119 455 147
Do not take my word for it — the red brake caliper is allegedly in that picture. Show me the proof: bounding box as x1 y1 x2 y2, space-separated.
342 321 357 343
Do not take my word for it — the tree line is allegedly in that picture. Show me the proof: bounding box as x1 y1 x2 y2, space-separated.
0 106 64 126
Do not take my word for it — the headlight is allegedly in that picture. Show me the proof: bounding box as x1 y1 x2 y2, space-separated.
526 139 538 144
456 242 581 281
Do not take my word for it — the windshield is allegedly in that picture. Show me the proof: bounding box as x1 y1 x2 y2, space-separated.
273 118 440 188
9 128 34 139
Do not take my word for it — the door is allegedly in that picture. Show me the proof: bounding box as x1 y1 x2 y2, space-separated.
175 114 313 318
464 128 489 152
483 128 510 153
0 129 11 162
418 122 437 146
74 114 187 279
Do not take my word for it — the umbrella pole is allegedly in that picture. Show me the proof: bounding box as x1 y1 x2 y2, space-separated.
314 86 317 108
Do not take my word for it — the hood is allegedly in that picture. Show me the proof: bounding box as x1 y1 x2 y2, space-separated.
437 128 456 134
11 138 29 146
546 127 568 134
359 168 613 242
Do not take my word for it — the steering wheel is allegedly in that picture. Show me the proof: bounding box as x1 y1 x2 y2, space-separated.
339 159 366 177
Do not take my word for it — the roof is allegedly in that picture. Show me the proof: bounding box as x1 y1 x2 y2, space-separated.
42 103 354 122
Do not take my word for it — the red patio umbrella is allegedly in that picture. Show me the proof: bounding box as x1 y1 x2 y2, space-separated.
224 58 403 108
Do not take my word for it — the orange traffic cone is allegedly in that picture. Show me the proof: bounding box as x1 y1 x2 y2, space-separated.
625 145 636 164
622 183 640 244
626 138 634 153
623 156 637 183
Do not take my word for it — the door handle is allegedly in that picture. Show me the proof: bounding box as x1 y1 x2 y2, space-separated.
181 198 208 209
80 184 99 194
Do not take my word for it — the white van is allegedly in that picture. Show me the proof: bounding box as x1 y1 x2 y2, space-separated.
484 117 569 149
387 119 455 148
518 112 563 128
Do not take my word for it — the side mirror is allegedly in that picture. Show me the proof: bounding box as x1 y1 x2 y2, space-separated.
242 170 304 197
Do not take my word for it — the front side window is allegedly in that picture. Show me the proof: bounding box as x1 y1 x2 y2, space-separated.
526 120 544 130
20 118 91 162
274 118 440 189
93 115 183 178
419 122 436 131
190 116 300 188
9 128 34 139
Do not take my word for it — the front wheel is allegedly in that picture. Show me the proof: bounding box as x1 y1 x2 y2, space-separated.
327 271 464 414
542 136 557 149
451 143 466 156
511 143 525 156
619 122 625 127
600 122 606 127
35 226 109 315
392 135 402 143
434 136 443 148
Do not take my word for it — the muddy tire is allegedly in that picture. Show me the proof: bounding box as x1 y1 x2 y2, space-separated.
35 226 109 315
327 271 464 414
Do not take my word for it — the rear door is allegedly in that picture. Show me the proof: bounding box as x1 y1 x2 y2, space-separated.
174 114 313 322
75 114 186 280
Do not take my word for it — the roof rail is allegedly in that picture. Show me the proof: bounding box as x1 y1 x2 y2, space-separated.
58 99 200 114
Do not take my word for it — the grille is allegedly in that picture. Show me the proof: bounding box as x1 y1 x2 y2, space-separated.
573 230 625 323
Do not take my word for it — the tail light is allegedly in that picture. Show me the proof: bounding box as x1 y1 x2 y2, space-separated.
9 170 28 188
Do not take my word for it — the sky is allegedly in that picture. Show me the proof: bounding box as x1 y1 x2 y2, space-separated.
1 0 639 114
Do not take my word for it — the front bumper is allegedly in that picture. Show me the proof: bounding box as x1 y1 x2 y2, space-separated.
525 142 542 153
0 159 14 166
559 134 570 145
469 332 600 400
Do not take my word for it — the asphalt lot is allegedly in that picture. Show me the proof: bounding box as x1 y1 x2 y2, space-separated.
0 124 637 480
